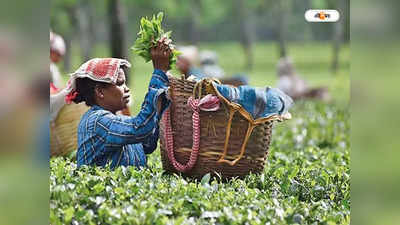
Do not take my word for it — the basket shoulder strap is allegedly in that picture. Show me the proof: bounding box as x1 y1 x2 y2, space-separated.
217 105 237 164
163 99 201 172
217 103 258 166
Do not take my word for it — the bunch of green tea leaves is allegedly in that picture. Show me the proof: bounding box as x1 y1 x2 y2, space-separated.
132 12 180 67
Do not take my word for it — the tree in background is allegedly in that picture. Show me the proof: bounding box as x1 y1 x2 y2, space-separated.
276 0 290 58
234 0 255 70
109 0 130 83
51 0 78 72
51 0 96 70
189 0 202 44
310 0 349 74
50 0 349 76
330 0 349 74
76 0 94 61
259 0 291 58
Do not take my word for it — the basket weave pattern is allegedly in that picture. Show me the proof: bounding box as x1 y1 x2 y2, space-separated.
50 103 89 157
160 76 274 179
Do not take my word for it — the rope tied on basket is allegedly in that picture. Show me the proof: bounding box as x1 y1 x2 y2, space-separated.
164 94 220 172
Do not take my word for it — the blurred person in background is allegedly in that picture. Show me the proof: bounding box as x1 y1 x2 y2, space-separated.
176 45 203 79
0 32 25 119
0 31 39 155
50 31 68 122
199 50 225 79
199 50 248 86
50 31 66 91
31 72 51 162
176 46 247 86
276 57 330 102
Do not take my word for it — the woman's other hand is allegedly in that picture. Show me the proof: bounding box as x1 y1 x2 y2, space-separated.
151 37 172 73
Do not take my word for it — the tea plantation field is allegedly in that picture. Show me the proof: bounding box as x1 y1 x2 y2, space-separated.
51 42 350 224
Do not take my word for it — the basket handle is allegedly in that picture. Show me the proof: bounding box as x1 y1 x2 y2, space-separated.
192 78 221 99
163 107 200 172
217 103 257 166
163 95 220 172
218 122 256 166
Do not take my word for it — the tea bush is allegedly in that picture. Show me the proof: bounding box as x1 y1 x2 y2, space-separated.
50 101 350 225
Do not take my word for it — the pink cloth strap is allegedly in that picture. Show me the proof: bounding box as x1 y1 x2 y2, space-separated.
163 94 220 172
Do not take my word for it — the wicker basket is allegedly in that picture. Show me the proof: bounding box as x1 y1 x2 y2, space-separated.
50 103 89 157
160 76 280 179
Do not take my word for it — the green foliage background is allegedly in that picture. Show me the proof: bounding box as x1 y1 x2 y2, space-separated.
50 0 349 44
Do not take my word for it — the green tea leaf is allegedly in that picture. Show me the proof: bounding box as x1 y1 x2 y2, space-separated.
93 183 104 194
132 12 179 66
64 206 74 223
201 173 211 185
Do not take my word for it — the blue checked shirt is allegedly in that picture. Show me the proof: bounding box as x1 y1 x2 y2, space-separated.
76 69 170 169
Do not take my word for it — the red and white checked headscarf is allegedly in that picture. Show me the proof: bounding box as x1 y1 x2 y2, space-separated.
64 58 131 104
50 31 66 56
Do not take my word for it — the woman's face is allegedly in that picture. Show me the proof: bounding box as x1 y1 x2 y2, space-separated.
97 68 130 113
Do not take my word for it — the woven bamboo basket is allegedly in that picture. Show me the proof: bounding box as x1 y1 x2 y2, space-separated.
160 76 278 179
50 103 89 157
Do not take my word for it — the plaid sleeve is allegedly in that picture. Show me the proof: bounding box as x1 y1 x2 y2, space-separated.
141 126 159 155
95 85 168 146
149 69 169 89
